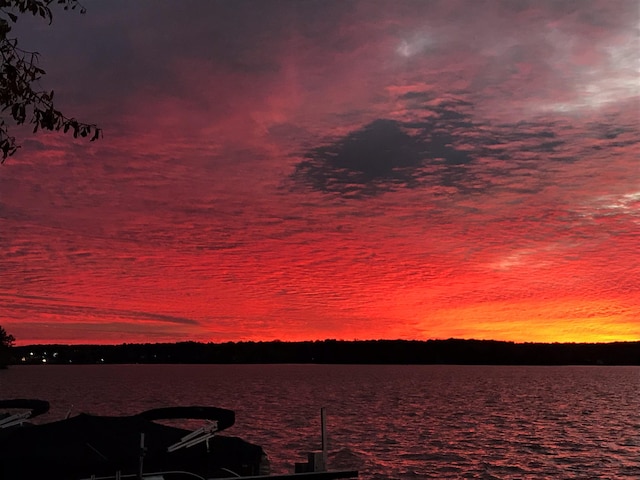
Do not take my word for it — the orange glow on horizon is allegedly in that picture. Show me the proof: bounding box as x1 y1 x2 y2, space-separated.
418 298 640 344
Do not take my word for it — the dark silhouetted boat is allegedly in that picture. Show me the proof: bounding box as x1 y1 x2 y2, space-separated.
0 399 358 480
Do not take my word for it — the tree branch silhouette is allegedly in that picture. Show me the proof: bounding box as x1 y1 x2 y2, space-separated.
0 0 100 163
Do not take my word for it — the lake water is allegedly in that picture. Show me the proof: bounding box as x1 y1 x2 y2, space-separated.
1 364 639 479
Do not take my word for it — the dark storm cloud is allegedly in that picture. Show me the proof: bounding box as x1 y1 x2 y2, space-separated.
289 93 591 198
290 98 485 198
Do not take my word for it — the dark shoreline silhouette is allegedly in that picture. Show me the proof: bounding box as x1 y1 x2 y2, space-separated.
9 339 640 366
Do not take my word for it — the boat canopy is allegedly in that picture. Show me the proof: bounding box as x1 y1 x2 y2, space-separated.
136 405 235 431
0 399 50 417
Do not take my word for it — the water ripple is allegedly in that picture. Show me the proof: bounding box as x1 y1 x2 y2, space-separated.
1 364 638 479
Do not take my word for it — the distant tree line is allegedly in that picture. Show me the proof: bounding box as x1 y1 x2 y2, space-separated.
9 339 640 366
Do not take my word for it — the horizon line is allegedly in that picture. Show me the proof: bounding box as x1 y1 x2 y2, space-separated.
13 337 640 348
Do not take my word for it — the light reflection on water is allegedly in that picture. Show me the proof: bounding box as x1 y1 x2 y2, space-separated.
1 364 638 479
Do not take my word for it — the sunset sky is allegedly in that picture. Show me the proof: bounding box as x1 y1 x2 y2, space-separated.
1 0 638 345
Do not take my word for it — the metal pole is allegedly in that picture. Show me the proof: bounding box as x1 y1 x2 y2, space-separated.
138 432 145 480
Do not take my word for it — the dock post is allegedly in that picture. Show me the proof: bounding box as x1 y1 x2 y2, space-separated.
321 407 328 470
294 407 330 473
